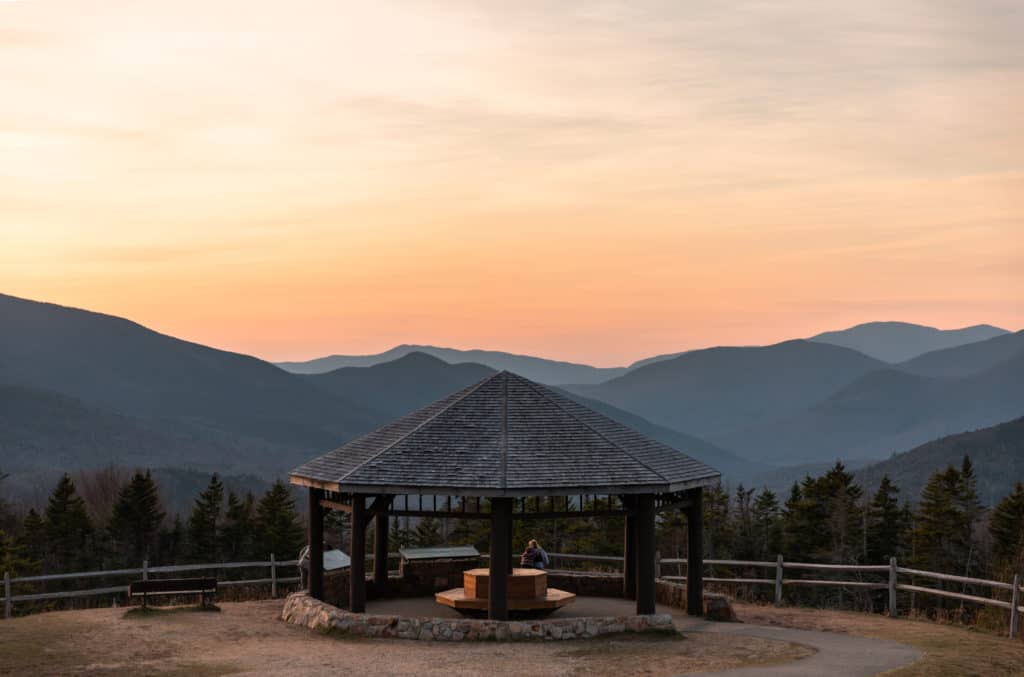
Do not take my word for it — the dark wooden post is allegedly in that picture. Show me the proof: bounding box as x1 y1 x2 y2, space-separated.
373 506 389 593
308 488 324 600
350 494 367 613
489 497 513 620
623 496 637 600
636 493 656 615
687 486 704 617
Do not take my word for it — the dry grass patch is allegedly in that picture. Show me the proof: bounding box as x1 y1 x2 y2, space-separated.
0 600 814 676
734 602 1024 677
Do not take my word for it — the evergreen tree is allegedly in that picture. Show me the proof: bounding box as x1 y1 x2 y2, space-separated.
412 516 443 548
221 491 256 561
0 528 37 578
43 474 95 572
989 482 1024 570
782 464 862 563
702 483 733 559
156 516 185 565
388 515 414 550
732 484 756 559
18 509 45 565
912 464 973 573
751 488 782 560
866 475 908 562
187 473 224 562
254 480 304 559
108 470 165 565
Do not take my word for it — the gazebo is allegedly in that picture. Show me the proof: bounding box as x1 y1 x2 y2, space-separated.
290 370 720 620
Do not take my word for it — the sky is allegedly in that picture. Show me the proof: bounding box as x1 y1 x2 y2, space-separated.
1 0 1022 366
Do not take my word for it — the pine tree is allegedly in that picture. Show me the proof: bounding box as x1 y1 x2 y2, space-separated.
108 470 165 565
157 516 185 565
732 484 756 560
412 516 443 548
18 509 45 565
751 488 782 560
187 474 224 562
388 515 414 550
989 482 1024 570
913 465 969 573
702 483 733 559
866 475 907 562
221 491 256 561
254 480 304 560
43 474 95 572
0 529 37 578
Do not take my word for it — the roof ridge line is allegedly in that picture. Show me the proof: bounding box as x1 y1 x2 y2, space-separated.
336 371 502 485
515 375 668 482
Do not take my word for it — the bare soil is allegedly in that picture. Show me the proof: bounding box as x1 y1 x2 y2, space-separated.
0 600 809 676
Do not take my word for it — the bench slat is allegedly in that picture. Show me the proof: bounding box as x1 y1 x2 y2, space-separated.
129 578 218 596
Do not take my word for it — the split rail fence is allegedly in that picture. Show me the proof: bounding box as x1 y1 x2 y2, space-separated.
4 552 1022 638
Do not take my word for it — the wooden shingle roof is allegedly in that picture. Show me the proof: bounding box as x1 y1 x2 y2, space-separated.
290 371 721 496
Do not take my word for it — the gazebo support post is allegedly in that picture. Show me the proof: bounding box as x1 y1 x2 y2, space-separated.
374 506 389 594
618 493 634 598
350 494 367 613
687 486 704 616
307 488 324 601
636 493 656 615
489 497 513 620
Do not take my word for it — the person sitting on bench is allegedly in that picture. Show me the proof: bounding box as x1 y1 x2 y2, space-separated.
520 539 549 570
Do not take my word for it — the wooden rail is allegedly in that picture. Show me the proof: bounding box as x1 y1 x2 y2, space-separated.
4 552 1023 638
2 557 299 618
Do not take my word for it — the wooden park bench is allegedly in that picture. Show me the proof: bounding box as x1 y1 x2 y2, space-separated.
128 577 218 609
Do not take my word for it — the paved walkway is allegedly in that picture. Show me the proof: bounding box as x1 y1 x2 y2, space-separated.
675 617 921 677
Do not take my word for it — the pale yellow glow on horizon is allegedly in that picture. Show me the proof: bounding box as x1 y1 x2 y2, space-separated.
1 1 1021 366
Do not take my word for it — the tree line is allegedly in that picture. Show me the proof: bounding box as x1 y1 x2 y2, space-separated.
2 457 1023 595
0 471 305 578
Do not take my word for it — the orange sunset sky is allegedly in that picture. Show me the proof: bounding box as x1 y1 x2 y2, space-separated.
2 1 1022 366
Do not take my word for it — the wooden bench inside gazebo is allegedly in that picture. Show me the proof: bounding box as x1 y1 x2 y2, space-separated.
290 370 720 620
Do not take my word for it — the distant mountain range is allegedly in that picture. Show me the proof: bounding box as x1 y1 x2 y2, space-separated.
278 321 1010 382
0 294 749 500
855 416 1024 506
809 321 1007 363
2 292 1021 509
277 345 627 385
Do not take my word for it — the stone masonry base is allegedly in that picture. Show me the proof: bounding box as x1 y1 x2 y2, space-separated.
281 592 676 641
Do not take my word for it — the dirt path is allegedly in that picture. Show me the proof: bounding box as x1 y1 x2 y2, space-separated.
0 600 807 677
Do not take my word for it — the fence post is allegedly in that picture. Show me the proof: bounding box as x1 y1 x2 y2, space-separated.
4 571 10 619
774 555 783 607
1011 569 1019 639
271 553 277 599
142 559 149 582
889 557 898 618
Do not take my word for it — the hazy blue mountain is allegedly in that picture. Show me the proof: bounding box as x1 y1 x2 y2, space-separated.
555 389 768 483
0 384 232 474
626 351 689 370
896 330 1024 379
810 321 1008 363
0 293 379 452
306 352 495 420
718 344 1024 466
568 340 886 440
855 417 1024 507
277 344 627 385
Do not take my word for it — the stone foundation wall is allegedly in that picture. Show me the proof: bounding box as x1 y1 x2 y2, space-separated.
281 592 675 641
655 580 737 621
